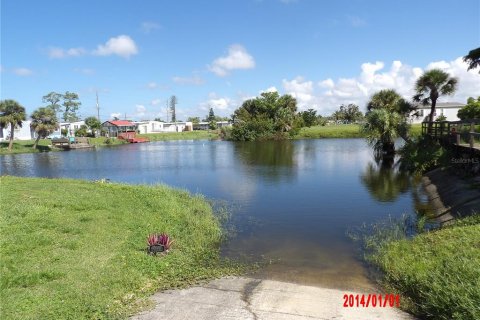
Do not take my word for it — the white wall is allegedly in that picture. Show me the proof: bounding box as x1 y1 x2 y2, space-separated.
0 121 34 141
135 121 193 133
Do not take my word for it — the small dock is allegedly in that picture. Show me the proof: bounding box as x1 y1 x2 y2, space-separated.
118 132 149 143
52 137 95 150
421 120 480 152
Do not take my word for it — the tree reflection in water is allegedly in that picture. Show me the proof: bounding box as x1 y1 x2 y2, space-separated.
361 160 434 217
233 140 297 183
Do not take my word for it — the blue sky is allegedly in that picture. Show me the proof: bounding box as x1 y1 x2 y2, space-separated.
1 0 479 121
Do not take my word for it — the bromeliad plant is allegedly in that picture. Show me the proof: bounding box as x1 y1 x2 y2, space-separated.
147 233 174 254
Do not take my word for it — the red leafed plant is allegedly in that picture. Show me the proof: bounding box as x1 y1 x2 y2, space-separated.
147 233 174 252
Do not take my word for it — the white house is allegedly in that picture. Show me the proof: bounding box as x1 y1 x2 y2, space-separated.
193 121 232 130
60 121 85 136
409 102 466 124
135 121 193 133
0 120 35 141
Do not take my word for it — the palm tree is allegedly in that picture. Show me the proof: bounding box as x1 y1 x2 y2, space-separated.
463 47 480 73
0 99 26 150
367 89 415 116
362 108 408 159
413 69 458 131
365 89 413 144
30 107 59 149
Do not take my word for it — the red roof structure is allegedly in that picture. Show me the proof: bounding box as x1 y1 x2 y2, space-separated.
109 120 134 126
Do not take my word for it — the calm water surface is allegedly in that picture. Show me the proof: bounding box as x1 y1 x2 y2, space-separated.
0 139 428 290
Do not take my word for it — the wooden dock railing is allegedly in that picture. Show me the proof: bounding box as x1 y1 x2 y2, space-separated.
421 119 480 150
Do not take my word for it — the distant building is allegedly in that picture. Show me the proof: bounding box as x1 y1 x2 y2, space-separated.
0 120 35 141
60 121 85 136
194 121 232 130
101 120 136 137
409 102 466 124
134 121 193 133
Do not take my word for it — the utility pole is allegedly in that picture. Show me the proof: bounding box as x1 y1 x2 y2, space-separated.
166 99 169 122
96 91 100 122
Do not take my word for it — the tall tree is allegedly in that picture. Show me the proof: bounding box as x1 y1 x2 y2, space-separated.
362 89 412 159
30 107 59 149
362 108 408 159
187 116 200 124
42 92 63 117
231 92 297 141
299 108 317 127
62 91 81 122
413 69 458 131
169 95 177 122
463 47 480 73
0 99 26 150
341 104 364 123
84 116 101 137
457 97 480 120
206 108 215 122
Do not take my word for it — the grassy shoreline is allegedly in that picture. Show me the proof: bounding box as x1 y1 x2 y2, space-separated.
358 215 480 319
0 124 422 155
0 176 245 319
293 123 422 139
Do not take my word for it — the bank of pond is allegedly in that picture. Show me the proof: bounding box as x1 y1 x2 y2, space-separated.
0 123 422 155
1 175 478 319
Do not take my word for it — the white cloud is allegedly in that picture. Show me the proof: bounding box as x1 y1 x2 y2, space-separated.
110 112 122 119
48 47 86 59
13 68 33 76
141 21 161 33
93 35 138 59
135 104 147 117
147 82 158 89
209 44 255 77
172 74 205 85
150 99 162 106
74 68 95 75
282 76 314 108
198 93 236 115
278 56 479 115
260 86 278 93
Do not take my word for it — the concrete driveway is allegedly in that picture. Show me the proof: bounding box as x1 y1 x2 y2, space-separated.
132 277 415 320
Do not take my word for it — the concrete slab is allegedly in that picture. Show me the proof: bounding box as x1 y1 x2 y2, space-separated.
131 277 415 320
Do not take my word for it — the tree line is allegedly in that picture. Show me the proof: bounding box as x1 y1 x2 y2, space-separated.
0 91 83 150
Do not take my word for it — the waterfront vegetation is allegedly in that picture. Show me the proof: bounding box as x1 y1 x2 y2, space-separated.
1 125 423 155
0 139 56 154
294 123 422 139
359 215 480 320
137 130 218 141
0 176 245 319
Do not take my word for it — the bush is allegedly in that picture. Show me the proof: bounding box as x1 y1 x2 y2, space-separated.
399 135 451 173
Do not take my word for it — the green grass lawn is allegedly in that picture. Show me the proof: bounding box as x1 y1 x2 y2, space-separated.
137 130 219 141
294 124 364 139
371 216 480 320
0 176 244 319
294 123 422 139
88 137 128 146
0 139 57 154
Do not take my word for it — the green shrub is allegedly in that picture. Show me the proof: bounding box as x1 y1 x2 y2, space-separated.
399 135 451 173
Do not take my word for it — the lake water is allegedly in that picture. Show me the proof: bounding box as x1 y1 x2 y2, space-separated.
0 139 429 291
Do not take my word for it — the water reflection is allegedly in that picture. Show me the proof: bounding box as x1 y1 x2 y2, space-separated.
360 162 411 202
234 141 297 183
0 139 433 290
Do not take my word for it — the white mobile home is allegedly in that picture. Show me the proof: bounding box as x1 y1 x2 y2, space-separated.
0 121 35 141
409 102 465 124
135 121 193 133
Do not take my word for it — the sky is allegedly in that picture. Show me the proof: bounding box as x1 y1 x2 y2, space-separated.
1 0 479 121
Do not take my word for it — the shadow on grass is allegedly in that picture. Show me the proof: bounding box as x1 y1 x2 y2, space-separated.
0 142 53 153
